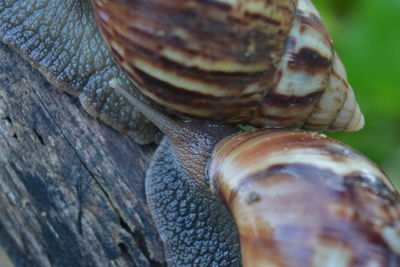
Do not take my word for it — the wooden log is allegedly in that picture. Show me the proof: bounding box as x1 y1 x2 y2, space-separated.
0 42 166 266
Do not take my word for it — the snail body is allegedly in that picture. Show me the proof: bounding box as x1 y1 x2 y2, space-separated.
115 84 400 266
0 0 160 144
92 0 364 132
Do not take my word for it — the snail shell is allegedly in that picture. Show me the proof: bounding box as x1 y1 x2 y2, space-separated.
112 76 400 266
92 0 364 132
209 130 400 266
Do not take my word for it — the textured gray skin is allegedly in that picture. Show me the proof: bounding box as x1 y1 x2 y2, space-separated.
146 137 242 266
0 0 159 144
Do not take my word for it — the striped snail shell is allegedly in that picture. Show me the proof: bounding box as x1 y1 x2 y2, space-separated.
92 0 364 132
115 85 400 266
210 130 400 266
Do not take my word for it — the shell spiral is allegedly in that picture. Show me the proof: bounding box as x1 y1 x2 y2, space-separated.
209 130 400 266
92 0 364 132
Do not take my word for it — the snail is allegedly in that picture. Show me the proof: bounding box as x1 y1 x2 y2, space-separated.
112 83 400 266
92 0 364 132
0 0 362 142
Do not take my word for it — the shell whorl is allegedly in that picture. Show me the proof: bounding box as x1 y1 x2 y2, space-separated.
92 0 363 131
92 0 296 121
209 130 399 267
250 0 364 131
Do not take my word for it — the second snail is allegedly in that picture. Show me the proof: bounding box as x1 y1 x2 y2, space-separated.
113 81 400 266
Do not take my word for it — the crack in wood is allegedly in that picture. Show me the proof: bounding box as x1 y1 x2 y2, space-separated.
32 128 45 145
2 116 13 125
0 41 166 266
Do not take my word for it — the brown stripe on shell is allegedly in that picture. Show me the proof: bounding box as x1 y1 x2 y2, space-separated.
209 130 400 266
263 89 324 107
332 67 350 88
132 67 261 121
329 85 364 131
196 0 232 11
276 3 296 15
243 12 282 26
296 8 331 43
287 47 331 75
249 90 324 130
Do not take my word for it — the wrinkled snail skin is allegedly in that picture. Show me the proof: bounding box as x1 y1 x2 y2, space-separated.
115 86 400 267
0 0 160 144
210 130 400 267
0 0 162 144
91 0 364 132
145 138 242 266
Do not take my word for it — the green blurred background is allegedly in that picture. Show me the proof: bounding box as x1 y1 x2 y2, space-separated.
312 0 400 187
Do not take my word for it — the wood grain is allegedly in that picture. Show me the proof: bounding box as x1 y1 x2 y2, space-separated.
0 42 166 266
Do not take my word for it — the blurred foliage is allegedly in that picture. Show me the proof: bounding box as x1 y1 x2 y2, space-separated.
313 0 400 187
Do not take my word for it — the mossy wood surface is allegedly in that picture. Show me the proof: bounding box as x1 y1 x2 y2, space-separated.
0 42 166 267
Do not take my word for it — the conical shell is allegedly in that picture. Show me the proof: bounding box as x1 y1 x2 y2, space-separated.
209 130 400 267
250 0 364 131
304 53 364 131
92 0 364 132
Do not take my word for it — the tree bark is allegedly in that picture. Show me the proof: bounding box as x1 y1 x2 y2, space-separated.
0 42 166 266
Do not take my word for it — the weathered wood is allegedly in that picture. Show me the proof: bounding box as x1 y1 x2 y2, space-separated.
0 42 166 266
